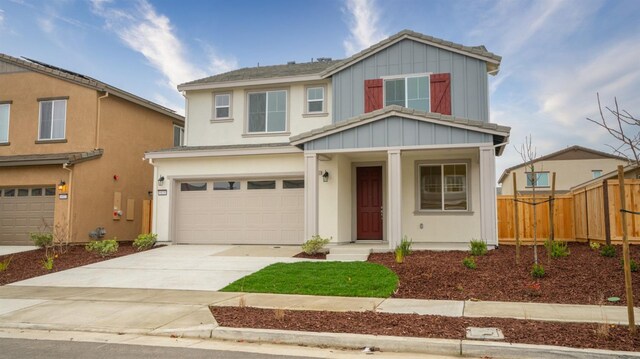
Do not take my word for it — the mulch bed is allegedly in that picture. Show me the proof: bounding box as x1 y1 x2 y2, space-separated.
368 243 640 306
0 242 139 286
210 306 640 352
293 252 327 260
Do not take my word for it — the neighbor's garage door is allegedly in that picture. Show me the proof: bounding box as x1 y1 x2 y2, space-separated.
175 178 304 244
0 187 56 245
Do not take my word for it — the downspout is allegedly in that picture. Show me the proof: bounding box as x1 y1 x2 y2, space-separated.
96 91 109 149
62 163 73 242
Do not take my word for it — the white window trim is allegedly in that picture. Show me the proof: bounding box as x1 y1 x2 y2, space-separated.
383 73 431 110
212 92 233 122
525 171 550 188
415 160 471 213
245 89 289 134
38 99 67 141
0 102 10 144
305 86 325 114
173 125 184 146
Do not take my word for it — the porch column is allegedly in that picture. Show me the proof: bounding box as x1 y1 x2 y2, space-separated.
387 150 402 249
479 146 498 246
304 153 319 240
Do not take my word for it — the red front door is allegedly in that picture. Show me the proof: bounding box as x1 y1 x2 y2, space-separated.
357 166 383 240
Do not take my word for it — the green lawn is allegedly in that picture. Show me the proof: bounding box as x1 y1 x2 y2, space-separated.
221 261 398 298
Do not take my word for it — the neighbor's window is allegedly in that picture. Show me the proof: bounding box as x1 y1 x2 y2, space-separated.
3 189 15 197
419 163 468 211
385 75 429 111
306 87 324 113
38 99 67 140
592 170 603 179
283 179 304 189
180 182 207 191
248 90 286 133
44 187 56 196
173 125 184 147
17 189 29 197
214 93 231 119
0 103 10 143
247 180 276 190
31 188 43 196
526 172 549 187
213 181 240 190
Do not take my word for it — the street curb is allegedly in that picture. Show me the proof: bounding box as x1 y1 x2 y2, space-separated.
151 324 218 339
461 340 640 359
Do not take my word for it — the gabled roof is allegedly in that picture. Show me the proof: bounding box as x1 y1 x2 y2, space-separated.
497 145 630 183
0 149 103 167
320 29 502 77
290 105 510 155
0 53 184 122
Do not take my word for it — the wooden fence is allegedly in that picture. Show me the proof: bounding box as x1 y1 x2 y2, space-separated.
141 199 153 234
497 179 640 244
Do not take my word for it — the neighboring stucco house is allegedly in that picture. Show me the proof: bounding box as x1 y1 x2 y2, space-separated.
498 145 629 196
147 30 511 249
0 54 184 245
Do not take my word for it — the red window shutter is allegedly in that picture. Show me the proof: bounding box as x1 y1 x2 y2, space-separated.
430 73 451 115
364 79 383 113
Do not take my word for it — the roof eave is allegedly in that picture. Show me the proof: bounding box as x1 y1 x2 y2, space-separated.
178 74 326 91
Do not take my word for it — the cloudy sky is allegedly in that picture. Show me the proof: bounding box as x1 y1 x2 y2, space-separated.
1 0 638 181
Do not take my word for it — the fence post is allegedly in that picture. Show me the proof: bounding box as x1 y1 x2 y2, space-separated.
512 172 520 263
617 165 635 334
549 172 556 243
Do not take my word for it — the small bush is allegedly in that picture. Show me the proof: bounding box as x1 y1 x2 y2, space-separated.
133 233 157 251
42 255 54 271
590 241 601 251
85 239 119 257
531 264 545 278
469 239 487 256
462 256 476 269
0 256 12 271
620 258 639 272
301 235 330 255
544 240 570 258
30 232 53 248
600 244 617 258
397 235 413 257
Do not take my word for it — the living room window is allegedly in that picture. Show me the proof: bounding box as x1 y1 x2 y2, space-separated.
526 172 549 187
418 163 468 211
213 93 232 120
306 87 324 113
38 99 67 140
384 75 429 111
0 102 9 143
247 90 286 133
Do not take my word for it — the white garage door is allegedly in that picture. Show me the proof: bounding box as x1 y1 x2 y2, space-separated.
175 178 304 244
0 187 56 245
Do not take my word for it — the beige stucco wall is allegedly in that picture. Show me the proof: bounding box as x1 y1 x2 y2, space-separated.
501 158 628 195
185 81 332 147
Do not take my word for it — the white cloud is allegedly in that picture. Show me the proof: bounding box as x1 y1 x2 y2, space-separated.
90 0 236 90
342 0 387 56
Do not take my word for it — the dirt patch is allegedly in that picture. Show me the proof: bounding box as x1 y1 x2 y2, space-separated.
210 306 640 352
0 242 141 286
293 252 326 260
368 243 640 306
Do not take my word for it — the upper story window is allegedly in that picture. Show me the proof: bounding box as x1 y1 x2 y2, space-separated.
214 93 232 120
592 170 602 179
173 125 184 146
306 87 324 113
0 102 10 143
526 172 549 187
247 90 286 133
384 75 429 112
38 99 67 141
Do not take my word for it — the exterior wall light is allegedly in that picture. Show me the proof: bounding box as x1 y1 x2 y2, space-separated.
57 180 67 192
158 176 165 186
322 170 329 182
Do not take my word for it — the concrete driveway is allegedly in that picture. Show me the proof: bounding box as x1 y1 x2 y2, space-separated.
9 245 309 291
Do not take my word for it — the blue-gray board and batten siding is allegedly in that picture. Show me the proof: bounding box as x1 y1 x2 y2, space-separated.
303 116 493 151
332 39 490 123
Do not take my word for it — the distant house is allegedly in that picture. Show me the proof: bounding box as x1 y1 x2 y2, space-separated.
498 145 628 196
0 54 184 245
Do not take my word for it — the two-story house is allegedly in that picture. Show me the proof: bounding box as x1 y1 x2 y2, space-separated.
499 145 629 195
146 30 510 249
0 54 184 245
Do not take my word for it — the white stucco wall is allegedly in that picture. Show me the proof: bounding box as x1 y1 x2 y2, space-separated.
185 81 332 147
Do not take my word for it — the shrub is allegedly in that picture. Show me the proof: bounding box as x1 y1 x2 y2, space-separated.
544 240 570 258
397 236 413 257
42 254 54 271
30 232 53 248
469 239 487 256
600 244 617 258
301 235 330 255
531 264 545 278
0 256 12 271
133 233 157 251
85 239 119 257
620 258 639 272
590 241 601 251
462 256 476 269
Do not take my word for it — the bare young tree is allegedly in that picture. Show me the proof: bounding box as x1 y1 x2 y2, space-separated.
586 93 639 166
515 135 540 265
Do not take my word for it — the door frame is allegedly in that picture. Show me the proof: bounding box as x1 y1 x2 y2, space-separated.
351 161 386 242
